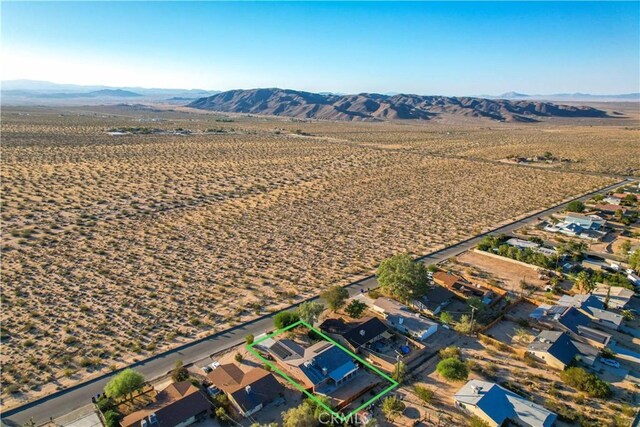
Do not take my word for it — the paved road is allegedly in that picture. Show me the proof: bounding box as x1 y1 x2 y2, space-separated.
3 178 632 425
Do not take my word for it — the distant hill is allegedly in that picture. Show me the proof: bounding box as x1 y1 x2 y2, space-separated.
1 80 220 104
493 91 640 102
89 89 141 97
188 88 610 122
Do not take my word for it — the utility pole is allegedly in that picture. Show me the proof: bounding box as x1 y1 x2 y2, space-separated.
469 306 477 334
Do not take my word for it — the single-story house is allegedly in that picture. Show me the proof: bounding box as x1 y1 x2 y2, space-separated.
558 294 624 330
527 331 579 370
319 317 391 353
603 196 622 205
532 305 612 349
564 214 605 230
371 297 438 340
413 285 455 315
267 339 359 393
207 364 283 417
593 285 634 309
120 381 211 427
454 380 557 427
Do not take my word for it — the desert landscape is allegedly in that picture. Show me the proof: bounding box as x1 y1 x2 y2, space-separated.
2 104 638 409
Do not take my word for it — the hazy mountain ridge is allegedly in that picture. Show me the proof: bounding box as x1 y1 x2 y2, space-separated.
1 80 220 103
493 91 640 102
188 88 610 122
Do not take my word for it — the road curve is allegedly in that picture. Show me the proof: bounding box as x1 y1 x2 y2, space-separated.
3 178 631 425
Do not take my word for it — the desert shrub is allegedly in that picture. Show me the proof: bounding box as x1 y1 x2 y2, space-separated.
439 346 461 359
414 385 435 404
319 286 349 311
436 357 468 381
468 416 490 427
560 367 611 398
544 399 579 422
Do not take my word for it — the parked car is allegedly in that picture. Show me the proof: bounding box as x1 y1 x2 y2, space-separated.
601 358 620 368
207 385 221 396
202 365 213 374
209 361 220 370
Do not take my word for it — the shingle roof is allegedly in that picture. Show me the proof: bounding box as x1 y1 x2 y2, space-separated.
432 272 461 288
423 286 455 305
340 317 389 348
228 370 283 412
120 382 210 427
528 331 578 366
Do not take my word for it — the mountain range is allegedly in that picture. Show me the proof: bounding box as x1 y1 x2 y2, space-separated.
2 80 635 121
188 88 611 122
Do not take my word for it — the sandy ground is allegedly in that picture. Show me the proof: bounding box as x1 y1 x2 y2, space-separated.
0 106 626 408
455 250 548 291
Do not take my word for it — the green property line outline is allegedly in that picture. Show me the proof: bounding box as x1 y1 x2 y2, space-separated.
246 319 399 422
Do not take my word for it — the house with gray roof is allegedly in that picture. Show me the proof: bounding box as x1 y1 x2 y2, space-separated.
267 339 359 393
527 331 579 370
371 297 438 341
454 380 557 427
532 305 612 349
593 285 635 310
558 294 624 330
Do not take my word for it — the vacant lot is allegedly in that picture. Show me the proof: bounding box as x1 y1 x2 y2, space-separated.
0 106 622 408
455 250 549 292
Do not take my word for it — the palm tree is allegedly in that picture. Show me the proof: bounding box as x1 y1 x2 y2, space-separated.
574 271 595 293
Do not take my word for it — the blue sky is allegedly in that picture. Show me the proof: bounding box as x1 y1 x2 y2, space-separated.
2 1 639 95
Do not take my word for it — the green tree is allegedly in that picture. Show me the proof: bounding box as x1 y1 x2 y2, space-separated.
436 357 469 381
454 314 474 334
376 253 429 301
274 311 300 329
593 194 605 202
345 300 367 318
440 311 453 324
320 285 349 311
103 410 121 427
566 201 585 213
171 359 189 382
381 396 405 421
245 334 254 345
215 407 229 423
281 401 317 427
574 271 596 293
619 240 632 259
104 368 145 401
296 302 324 325
392 361 406 383
630 249 640 272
